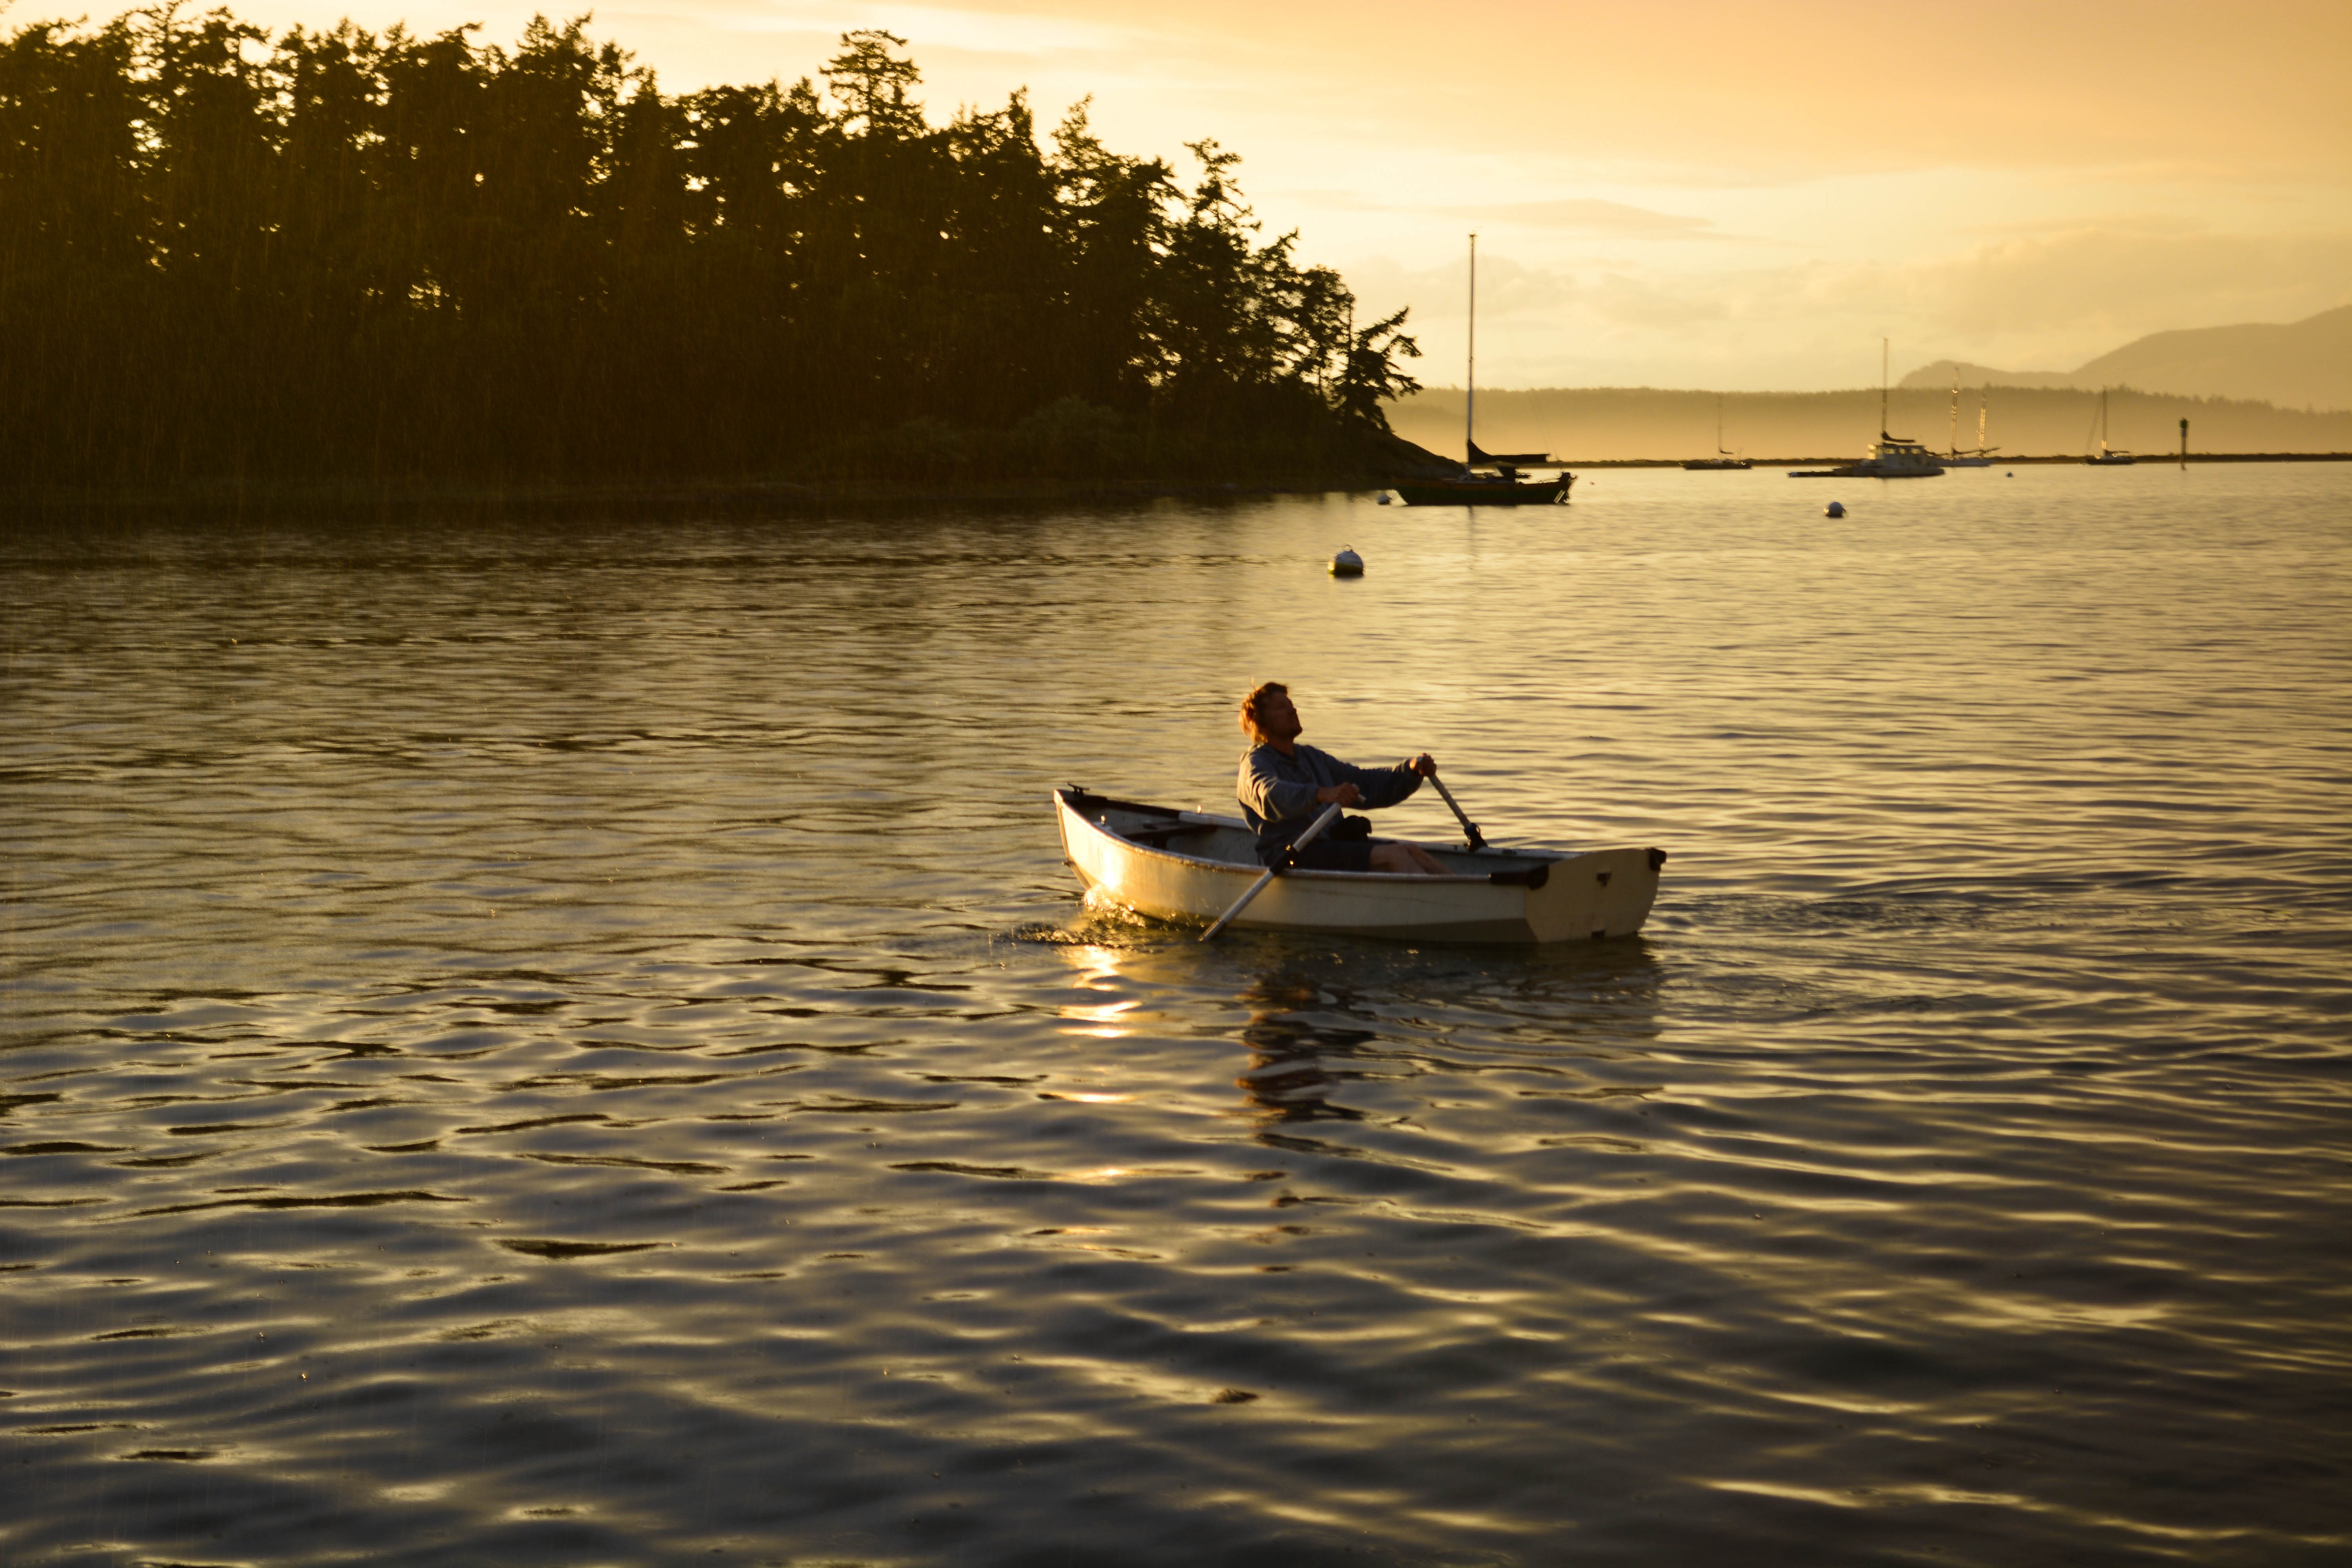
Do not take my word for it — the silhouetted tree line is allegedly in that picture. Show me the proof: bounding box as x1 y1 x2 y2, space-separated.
0 9 1423 486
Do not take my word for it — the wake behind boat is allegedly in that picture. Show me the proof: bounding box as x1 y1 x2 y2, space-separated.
1054 786 1663 943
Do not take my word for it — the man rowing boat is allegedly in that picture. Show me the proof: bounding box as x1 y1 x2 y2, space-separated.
1236 682 1449 875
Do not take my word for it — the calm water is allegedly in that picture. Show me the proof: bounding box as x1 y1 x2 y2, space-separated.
4 465 2348 1566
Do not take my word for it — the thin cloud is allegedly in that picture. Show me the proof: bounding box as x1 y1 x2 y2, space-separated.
1340 220 2352 389
688 0 1161 56
1964 212 2210 240
1918 227 2352 341
1340 253 1726 329
1441 198 1732 240
1285 191 1746 241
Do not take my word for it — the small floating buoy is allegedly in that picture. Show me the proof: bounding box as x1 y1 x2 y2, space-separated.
1375 491 1392 505
1824 501 1846 518
1330 546 1364 576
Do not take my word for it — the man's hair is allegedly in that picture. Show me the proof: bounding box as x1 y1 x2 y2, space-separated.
1239 681 1288 744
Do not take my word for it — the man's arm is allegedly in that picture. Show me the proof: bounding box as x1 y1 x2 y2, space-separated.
1239 747 1322 827
1325 747 1428 811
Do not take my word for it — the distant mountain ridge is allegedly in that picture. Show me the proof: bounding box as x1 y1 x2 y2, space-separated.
1386 385 2352 464
1902 304 2352 411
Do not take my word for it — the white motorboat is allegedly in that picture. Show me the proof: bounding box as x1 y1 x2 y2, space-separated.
1789 432 1945 479
1790 341 1944 478
1053 786 1664 944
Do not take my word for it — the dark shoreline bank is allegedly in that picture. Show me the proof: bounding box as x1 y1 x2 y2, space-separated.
1572 452 2352 468
5 451 2343 519
0 470 1397 519
2 429 1464 520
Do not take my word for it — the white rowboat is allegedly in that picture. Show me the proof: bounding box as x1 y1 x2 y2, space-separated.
1054 786 1666 944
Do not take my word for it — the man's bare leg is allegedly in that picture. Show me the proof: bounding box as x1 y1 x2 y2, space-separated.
1369 842 1450 876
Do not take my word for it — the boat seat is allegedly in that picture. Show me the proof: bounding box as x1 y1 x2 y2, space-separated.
1120 820 1201 847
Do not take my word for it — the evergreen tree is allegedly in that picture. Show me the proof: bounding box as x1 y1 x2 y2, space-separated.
0 9 1422 486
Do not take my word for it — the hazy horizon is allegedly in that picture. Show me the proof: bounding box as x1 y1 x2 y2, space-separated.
210 0 2352 391
1387 385 2352 465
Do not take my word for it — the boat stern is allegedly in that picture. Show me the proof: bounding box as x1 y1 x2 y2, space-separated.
1522 846 1666 941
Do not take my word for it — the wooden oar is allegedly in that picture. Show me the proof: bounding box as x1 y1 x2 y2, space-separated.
1201 802 1342 942
1426 773 1486 849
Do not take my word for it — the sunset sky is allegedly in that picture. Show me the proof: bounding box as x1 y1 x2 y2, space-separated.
227 0 2352 390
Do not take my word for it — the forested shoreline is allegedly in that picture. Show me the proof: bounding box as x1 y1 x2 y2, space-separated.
0 9 1427 489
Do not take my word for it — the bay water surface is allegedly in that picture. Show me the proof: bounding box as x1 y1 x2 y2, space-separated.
4 464 2348 1565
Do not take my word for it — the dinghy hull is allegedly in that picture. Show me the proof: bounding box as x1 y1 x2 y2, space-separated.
1053 788 1662 943
1393 477 1572 506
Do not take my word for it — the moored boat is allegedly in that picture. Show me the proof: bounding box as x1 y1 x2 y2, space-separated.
1788 431 1945 478
1394 466 1573 506
2086 387 2135 465
1054 786 1664 943
1789 340 1945 478
1398 234 1577 506
1684 396 1751 469
1944 381 1996 466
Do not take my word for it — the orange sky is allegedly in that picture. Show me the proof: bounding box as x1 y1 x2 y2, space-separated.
225 0 2352 389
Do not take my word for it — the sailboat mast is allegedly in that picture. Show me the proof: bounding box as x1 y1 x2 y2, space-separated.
1949 374 1959 456
1880 338 1889 437
1466 232 1477 462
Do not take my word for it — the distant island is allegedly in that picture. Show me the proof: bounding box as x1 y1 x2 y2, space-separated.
0 12 1433 498
1387 385 2352 467
1388 305 2352 466
1900 305 2352 412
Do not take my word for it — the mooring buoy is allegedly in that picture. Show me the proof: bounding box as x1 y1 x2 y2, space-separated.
1330 547 1364 576
1824 501 1846 518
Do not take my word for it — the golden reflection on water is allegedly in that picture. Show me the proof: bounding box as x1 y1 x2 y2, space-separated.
1230 971 1377 1128
1055 944 1143 1043
2 470 2346 1567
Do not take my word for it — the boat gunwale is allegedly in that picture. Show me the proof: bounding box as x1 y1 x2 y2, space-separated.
1054 789 1562 886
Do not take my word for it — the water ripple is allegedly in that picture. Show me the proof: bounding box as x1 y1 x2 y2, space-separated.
3 468 2347 1565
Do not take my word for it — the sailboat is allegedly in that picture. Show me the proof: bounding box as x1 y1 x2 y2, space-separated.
1788 341 1944 478
2085 387 2134 465
1394 234 1575 506
1942 376 1995 467
1683 395 1751 470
